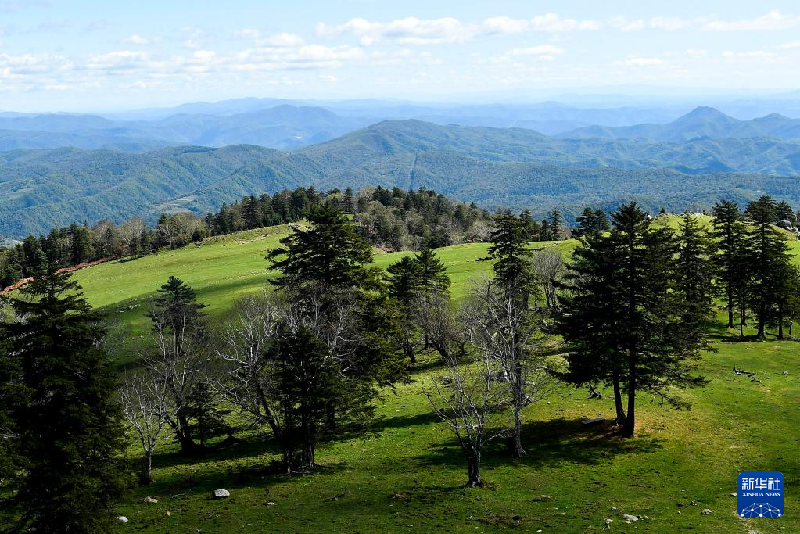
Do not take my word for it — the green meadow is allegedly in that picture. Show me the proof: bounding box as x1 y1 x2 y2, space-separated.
62 225 800 533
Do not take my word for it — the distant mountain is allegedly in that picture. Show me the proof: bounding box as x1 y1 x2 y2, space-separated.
2 120 799 237
0 105 371 151
562 107 800 142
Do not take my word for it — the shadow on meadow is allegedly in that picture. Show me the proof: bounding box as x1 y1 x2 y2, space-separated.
416 417 664 475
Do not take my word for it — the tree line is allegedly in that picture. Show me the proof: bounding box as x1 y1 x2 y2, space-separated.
0 196 797 530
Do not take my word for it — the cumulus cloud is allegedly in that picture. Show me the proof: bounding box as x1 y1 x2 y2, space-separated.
703 10 800 31
317 17 475 46
235 29 305 47
482 14 600 34
609 16 646 32
123 34 150 45
615 57 665 67
779 41 800 49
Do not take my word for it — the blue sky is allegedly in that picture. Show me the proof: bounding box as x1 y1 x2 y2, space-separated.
1 0 800 111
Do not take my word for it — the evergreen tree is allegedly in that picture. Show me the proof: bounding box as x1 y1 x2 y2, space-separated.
146 276 209 454
488 212 537 457
0 271 126 532
675 213 715 348
711 200 749 330
267 204 374 302
559 203 706 438
550 209 563 241
745 195 792 339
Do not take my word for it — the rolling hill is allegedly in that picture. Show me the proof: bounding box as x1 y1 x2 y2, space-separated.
2 119 800 237
563 106 800 142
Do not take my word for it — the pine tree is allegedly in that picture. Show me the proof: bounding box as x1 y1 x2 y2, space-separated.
488 212 538 457
675 213 715 348
550 209 563 241
147 276 209 454
745 195 792 339
559 203 706 438
267 204 374 303
711 200 749 330
0 271 126 532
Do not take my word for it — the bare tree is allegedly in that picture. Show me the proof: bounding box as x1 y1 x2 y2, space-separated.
118 217 146 256
461 278 550 458
531 248 565 310
214 291 293 467
413 291 463 361
119 370 169 483
144 277 209 454
426 347 509 487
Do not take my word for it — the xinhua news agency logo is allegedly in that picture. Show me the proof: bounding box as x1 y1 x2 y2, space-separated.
738 471 784 519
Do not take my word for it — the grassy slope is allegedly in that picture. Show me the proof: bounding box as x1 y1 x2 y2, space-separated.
66 226 800 533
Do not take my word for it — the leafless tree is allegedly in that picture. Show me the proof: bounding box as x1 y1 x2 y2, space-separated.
531 248 565 310
144 294 208 454
119 370 169 483
413 291 464 361
425 347 509 487
214 291 293 466
461 278 550 458
118 217 147 256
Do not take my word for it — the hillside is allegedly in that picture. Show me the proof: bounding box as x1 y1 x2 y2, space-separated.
563 106 800 142
2 120 800 237
59 224 800 534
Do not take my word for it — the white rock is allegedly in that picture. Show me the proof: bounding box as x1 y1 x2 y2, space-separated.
117 516 128 523
213 488 231 499
622 513 639 523
144 496 158 504
701 509 713 515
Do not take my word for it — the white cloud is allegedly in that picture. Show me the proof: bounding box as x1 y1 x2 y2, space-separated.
235 29 305 47
703 10 800 31
685 49 708 58
721 50 777 59
616 57 665 67
123 34 150 45
509 45 565 59
649 16 697 30
317 17 475 46
778 41 800 49
482 14 600 34
609 17 645 32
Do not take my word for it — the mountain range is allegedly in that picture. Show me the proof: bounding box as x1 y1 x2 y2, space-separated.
1 116 799 238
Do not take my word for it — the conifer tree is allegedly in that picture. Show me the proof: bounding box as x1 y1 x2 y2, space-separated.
675 213 715 348
146 276 209 454
560 203 706 438
0 271 126 532
745 195 793 339
711 200 749 330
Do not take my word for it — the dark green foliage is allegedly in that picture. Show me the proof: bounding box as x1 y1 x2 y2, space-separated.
575 207 611 237
185 381 229 448
675 213 716 347
489 212 533 300
267 204 374 297
559 203 707 438
0 271 126 532
744 195 794 339
711 200 749 331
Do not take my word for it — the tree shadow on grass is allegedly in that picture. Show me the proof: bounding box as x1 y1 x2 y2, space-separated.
415 417 664 474
370 411 439 433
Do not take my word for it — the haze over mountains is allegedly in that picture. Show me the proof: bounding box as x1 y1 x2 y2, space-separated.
2 99 800 238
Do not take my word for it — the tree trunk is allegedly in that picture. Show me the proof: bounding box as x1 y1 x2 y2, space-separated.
622 359 636 438
727 294 734 329
612 370 626 426
511 363 526 458
140 450 153 485
466 453 482 487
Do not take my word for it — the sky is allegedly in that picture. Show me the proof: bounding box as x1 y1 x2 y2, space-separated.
1 0 800 112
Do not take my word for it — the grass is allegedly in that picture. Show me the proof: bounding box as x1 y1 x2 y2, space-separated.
33 224 800 532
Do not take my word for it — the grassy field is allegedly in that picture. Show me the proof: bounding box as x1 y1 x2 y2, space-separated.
58 225 800 533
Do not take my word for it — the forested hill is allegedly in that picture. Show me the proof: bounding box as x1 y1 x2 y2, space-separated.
561 106 800 142
1 119 800 237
